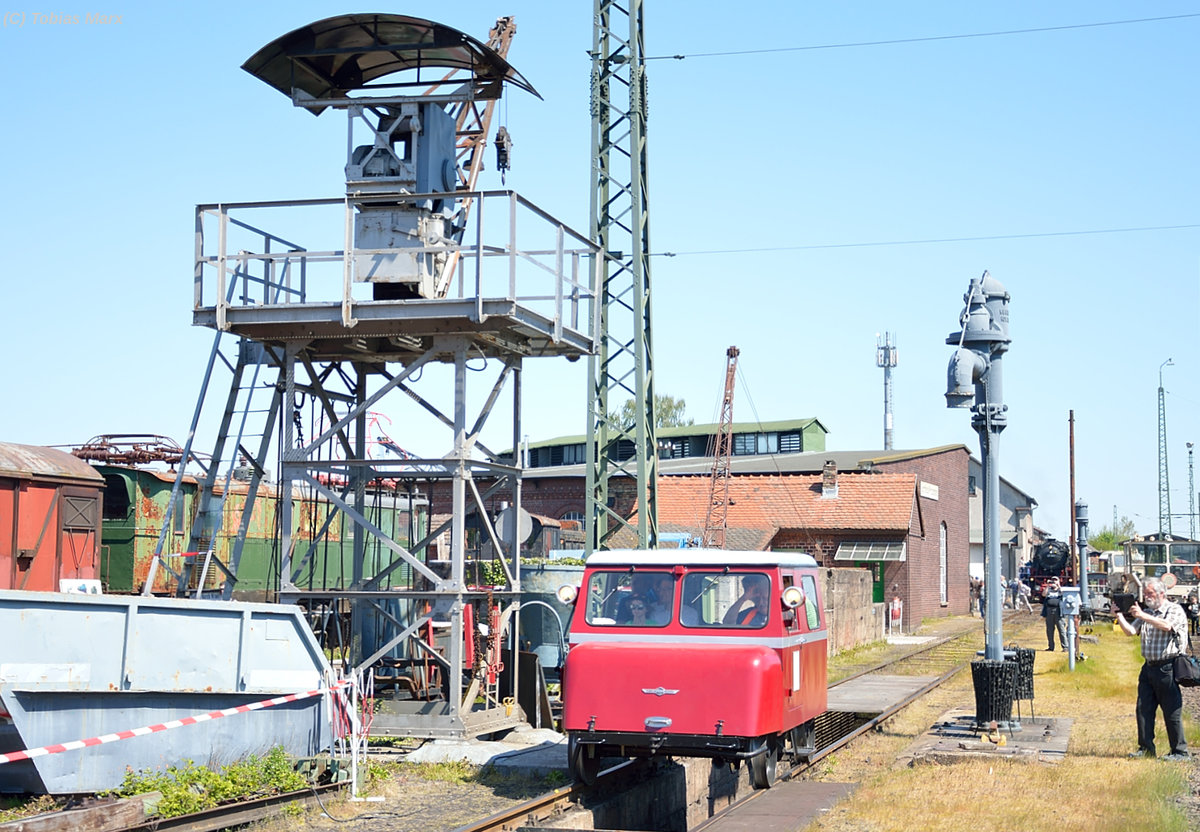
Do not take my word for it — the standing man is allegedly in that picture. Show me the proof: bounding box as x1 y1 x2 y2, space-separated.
1115 578 1189 760
1041 576 1068 651
1016 579 1034 612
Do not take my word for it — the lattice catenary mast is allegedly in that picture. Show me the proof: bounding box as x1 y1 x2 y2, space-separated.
586 0 658 552
1159 358 1173 535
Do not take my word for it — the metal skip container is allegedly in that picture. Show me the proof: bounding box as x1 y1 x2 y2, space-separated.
0 590 334 794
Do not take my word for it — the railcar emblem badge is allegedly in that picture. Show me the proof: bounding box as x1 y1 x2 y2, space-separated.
641 686 679 696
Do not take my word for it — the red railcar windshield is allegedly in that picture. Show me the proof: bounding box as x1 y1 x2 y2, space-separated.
581 568 775 629
584 569 674 627
680 571 771 628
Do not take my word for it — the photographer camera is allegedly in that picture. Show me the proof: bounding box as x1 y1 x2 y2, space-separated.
1114 578 1190 761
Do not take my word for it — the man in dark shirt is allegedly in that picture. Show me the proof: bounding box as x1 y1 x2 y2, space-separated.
1041 577 1068 651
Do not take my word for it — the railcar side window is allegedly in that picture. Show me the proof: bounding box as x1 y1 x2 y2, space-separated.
584 570 672 627
680 571 770 628
801 574 820 629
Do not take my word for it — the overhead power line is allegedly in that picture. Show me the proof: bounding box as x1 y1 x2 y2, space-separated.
654 223 1200 258
647 13 1200 61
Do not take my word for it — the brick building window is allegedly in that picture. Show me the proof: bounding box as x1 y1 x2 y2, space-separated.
940 522 948 605
733 432 780 456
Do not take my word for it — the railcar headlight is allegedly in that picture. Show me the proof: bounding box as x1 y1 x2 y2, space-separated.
556 584 579 604
781 586 805 609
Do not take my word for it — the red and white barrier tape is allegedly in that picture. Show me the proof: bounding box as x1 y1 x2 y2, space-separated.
0 680 352 766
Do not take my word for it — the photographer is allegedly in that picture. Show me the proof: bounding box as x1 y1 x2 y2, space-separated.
1115 578 1189 760
1041 577 1068 651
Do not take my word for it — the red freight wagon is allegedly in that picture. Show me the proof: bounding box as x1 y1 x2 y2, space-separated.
561 549 827 788
0 442 104 592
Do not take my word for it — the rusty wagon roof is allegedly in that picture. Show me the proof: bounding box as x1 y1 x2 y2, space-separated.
0 442 105 483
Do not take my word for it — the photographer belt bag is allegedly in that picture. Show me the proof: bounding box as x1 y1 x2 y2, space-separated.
1173 654 1200 687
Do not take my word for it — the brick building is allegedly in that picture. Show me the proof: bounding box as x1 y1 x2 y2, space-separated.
423 444 980 630
622 452 971 627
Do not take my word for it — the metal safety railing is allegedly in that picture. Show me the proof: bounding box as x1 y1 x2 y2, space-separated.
194 190 600 345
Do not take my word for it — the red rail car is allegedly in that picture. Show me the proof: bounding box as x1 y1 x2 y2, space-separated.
0 442 104 592
561 549 827 788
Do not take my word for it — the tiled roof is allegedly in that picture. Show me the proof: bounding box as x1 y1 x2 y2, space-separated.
607 521 775 551
646 472 918 534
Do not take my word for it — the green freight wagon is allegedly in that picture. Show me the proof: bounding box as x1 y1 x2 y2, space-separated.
95 465 427 598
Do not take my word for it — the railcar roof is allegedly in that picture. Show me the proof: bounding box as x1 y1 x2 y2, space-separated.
0 442 104 483
584 549 816 568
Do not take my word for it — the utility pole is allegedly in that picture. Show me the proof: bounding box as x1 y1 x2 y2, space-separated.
1159 358 1173 536
876 332 898 450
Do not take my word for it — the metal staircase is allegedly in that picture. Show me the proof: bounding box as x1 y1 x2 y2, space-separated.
185 337 283 598
151 254 301 598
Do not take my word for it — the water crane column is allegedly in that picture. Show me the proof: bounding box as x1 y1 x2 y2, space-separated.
946 272 1011 661
1075 499 1090 611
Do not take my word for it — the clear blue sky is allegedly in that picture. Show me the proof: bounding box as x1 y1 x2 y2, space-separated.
1 1 1197 540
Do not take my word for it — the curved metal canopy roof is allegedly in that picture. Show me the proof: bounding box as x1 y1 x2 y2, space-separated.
242 14 539 108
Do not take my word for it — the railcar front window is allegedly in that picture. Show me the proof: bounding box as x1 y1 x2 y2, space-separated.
1173 544 1200 564
584 570 672 627
680 571 770 628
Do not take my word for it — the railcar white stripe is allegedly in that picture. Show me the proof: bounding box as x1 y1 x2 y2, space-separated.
569 630 828 647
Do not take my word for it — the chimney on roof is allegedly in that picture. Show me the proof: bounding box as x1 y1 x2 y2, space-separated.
821 460 838 498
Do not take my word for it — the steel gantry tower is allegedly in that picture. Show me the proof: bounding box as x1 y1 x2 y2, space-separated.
162 14 600 741
586 0 658 552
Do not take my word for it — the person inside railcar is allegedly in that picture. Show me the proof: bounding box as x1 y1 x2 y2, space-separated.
647 573 674 625
722 573 770 627
621 594 650 626
680 573 716 626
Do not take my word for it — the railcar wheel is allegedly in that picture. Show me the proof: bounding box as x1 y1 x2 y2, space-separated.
749 737 778 789
568 735 601 785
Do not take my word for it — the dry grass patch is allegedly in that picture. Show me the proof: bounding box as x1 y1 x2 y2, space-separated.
811 756 1188 832
806 615 1197 831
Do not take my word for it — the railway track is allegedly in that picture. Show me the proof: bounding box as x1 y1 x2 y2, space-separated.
454 612 1033 832
10 784 344 832
53 612 1029 832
